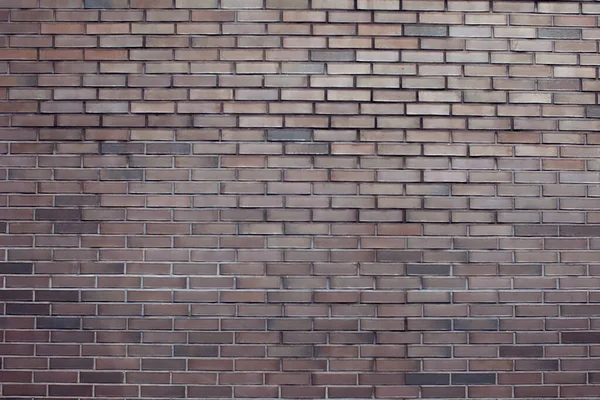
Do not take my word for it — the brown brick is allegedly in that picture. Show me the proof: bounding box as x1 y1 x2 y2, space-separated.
4 1 600 396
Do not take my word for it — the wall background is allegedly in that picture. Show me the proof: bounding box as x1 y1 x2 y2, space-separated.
2 0 600 398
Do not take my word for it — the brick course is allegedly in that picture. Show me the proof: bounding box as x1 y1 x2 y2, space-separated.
2 0 600 399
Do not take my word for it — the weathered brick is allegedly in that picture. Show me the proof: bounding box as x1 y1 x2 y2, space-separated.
36 317 81 330
100 142 144 154
84 0 127 8
267 129 312 142
80 372 124 384
405 373 450 385
586 106 600 118
452 373 496 385
404 25 448 37
538 28 581 39
310 50 355 62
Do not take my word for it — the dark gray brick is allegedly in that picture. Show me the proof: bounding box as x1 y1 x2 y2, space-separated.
275 345 314 358
586 106 600 119
560 225 600 237
6 303 50 316
100 169 143 181
406 318 452 331
562 332 600 344
310 50 355 62
268 319 313 331
173 345 219 357
538 79 580 91
266 0 309 8
267 129 312 142
36 208 82 221
0 290 33 301
55 195 99 207
54 222 99 234
0 263 33 274
515 359 558 371
453 318 498 331
452 373 496 385
37 317 81 330
36 290 80 302
500 346 543 358
281 63 325 74
404 25 448 37
405 373 450 385
146 143 191 155
100 142 144 155
514 225 559 237
80 372 124 384
189 332 234 344
377 250 422 262
406 264 450 276
84 0 127 8
561 305 600 317
538 28 581 39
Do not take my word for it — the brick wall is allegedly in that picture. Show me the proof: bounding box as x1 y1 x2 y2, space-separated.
2 0 600 398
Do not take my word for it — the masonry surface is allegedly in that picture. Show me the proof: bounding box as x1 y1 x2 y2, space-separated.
2 0 600 399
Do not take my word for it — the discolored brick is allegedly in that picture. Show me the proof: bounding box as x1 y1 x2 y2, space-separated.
100 142 144 154
310 50 355 62
146 143 191 155
405 373 450 385
406 264 450 276
404 25 448 37
586 106 600 119
36 317 81 330
500 346 543 358
80 372 124 383
267 129 312 142
538 28 580 39
454 319 498 331
36 208 81 221
0 262 33 274
452 373 496 385
84 0 127 8
6 303 50 315
562 332 600 344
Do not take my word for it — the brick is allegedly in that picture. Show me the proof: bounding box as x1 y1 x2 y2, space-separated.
100 143 144 155
0 262 33 274
404 25 448 37
452 373 496 385
36 317 81 330
562 332 600 344
267 128 312 142
586 106 600 118
84 0 125 7
4 1 600 396
310 50 355 62
538 27 581 39
405 372 450 385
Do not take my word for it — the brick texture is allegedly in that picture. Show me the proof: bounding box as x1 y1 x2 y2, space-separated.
2 0 600 399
